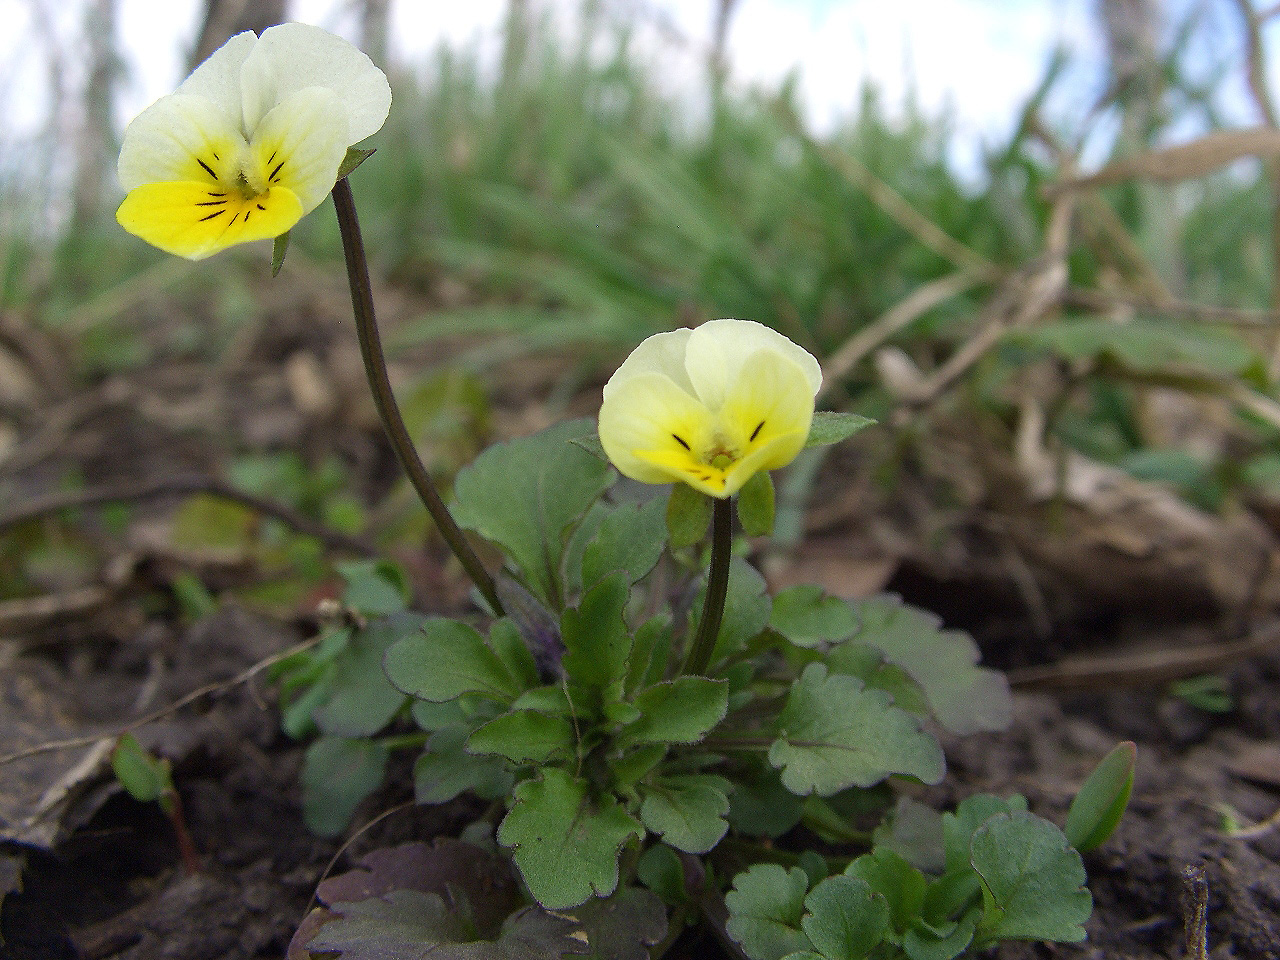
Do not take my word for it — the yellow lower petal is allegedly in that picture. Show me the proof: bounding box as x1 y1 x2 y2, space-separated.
117 181 303 260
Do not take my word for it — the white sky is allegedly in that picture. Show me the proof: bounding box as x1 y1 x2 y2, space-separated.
0 0 1276 178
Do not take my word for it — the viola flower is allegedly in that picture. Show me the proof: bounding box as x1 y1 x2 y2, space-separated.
116 23 391 260
598 319 822 499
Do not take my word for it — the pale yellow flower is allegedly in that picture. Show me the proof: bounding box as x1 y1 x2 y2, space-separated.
599 319 822 498
116 23 391 260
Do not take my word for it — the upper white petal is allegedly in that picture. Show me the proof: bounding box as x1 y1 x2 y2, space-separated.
118 93 246 190
176 31 257 125
685 319 821 409
240 23 391 144
603 328 695 400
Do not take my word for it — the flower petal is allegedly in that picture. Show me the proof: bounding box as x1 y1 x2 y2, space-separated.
117 180 302 260
684 319 822 409
240 23 391 144
118 94 246 191
244 87 349 215
719 348 817 472
599 372 711 485
603 328 695 401
176 31 257 123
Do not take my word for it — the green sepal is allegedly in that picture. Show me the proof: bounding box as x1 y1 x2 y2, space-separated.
737 471 775 536
667 483 712 549
1064 741 1135 852
336 145 376 180
803 411 875 449
271 230 290 277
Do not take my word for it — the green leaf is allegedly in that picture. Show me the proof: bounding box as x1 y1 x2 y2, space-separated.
902 910 978 960
844 850 926 934
833 595 1011 735
611 744 667 788
111 734 171 803
307 890 587 960
666 483 712 549
727 767 805 838
487 617 541 692
567 886 668 960
313 613 424 738
636 845 686 904
271 230 290 277
302 736 389 837
336 146 377 180
467 710 576 764
414 725 514 804
569 431 608 462
800 875 890 960
769 664 945 796
338 559 409 616
497 769 643 909
581 497 667 590
969 812 1091 943
638 775 731 853
942 794 1027 875
873 796 946 875
615 676 728 748
724 864 812 960
561 573 634 704
1013 318 1258 378
769 587 857 648
737 471 775 537
1063 741 1135 853
385 619 524 704
452 420 613 605
803 412 876 449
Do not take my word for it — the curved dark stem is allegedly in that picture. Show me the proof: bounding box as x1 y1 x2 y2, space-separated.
330 177 502 615
682 495 733 676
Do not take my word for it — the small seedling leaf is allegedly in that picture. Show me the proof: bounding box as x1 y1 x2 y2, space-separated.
737 471 775 536
616 676 728 748
666 483 712 549
724 864 812 960
970 812 1091 943
301 736 389 837
801 874 891 960
803 412 875 449
337 559 409 616
497 768 643 909
638 775 731 853
769 586 858 648
769 664 945 796
1064 741 1136 853
111 734 171 803
385 619 524 704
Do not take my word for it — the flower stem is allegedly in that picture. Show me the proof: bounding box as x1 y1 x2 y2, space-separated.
330 177 503 615
682 495 733 676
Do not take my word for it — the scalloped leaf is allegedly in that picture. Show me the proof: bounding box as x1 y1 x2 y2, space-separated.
305 891 587 960
313 613 424 738
638 774 731 853
452 419 613 605
725 864 813 960
467 710 576 764
833 595 1011 735
497 768 644 909
567 886 668 960
562 573 634 707
801 874 890 960
385 619 525 705
769 586 858 648
769 664 945 797
970 812 1091 943
616 676 728 749
580 497 667 591
302 736 388 837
